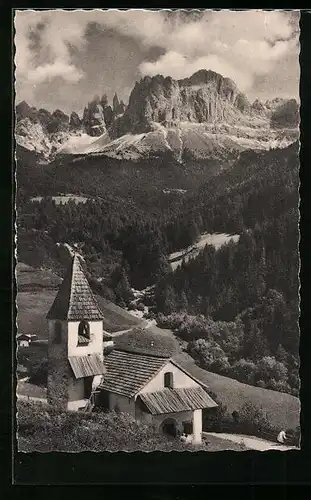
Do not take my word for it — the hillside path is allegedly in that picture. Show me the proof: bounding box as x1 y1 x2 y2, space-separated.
203 432 298 451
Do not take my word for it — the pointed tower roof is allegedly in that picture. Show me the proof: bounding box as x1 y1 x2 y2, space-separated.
46 255 103 321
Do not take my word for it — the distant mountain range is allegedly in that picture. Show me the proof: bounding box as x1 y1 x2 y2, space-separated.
15 69 299 163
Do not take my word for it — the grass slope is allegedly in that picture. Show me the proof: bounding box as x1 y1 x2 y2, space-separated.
147 324 300 431
175 352 300 430
16 263 144 336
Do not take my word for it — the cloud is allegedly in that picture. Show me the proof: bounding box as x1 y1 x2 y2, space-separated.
14 9 300 104
14 10 89 100
140 51 253 90
27 61 83 84
138 10 300 93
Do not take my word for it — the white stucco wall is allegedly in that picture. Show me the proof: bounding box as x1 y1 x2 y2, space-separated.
139 361 199 394
92 375 103 390
48 319 104 409
193 409 202 443
68 320 103 358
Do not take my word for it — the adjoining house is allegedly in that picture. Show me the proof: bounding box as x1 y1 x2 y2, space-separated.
45 254 217 443
96 329 217 444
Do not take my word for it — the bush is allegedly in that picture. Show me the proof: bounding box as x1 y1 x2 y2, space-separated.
231 358 257 385
233 401 277 437
267 379 292 394
17 401 197 452
256 356 288 383
187 339 230 375
202 391 229 432
28 357 48 386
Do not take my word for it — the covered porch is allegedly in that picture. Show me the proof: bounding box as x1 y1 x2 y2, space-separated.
136 386 217 444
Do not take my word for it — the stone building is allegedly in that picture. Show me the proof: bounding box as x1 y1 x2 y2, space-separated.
97 329 217 444
46 254 105 411
46 254 217 443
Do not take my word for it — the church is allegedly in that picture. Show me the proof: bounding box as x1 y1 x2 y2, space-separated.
46 254 217 444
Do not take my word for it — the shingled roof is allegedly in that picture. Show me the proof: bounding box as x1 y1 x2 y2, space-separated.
98 349 168 398
46 255 103 321
98 349 211 398
138 387 218 415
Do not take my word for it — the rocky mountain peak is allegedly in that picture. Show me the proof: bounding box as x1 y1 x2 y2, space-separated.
111 69 252 137
15 69 299 163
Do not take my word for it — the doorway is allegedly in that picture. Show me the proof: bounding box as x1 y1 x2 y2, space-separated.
161 418 179 438
83 376 93 399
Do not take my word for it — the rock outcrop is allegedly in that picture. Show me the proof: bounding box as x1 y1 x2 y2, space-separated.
82 97 107 137
15 69 299 163
111 70 252 137
270 99 300 129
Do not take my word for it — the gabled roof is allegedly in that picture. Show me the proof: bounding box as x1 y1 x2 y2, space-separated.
138 387 218 415
46 254 103 321
98 349 211 398
98 349 168 398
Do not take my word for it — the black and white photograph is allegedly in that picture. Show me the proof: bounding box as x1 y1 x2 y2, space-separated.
14 9 300 453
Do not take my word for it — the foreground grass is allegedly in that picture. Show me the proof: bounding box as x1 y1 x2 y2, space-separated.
17 401 248 452
16 401 194 452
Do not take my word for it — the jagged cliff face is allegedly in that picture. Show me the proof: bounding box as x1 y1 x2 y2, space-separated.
15 69 299 163
112 70 251 137
15 93 126 160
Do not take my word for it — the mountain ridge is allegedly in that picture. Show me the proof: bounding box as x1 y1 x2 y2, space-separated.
15 69 299 163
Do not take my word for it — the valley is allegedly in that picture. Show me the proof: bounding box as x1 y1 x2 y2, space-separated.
14 9 301 458
15 66 300 450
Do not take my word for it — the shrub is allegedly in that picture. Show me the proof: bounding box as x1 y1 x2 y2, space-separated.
28 357 48 386
17 401 196 452
267 379 292 394
256 356 288 383
235 401 276 437
231 358 257 385
202 391 229 432
187 339 230 374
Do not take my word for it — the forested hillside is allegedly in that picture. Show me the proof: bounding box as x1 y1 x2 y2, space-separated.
16 141 299 395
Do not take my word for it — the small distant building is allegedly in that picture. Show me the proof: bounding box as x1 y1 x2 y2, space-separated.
96 330 217 445
17 333 38 347
46 254 106 411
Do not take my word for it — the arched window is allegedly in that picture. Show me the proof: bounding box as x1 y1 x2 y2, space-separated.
77 320 90 346
53 321 62 344
164 371 174 389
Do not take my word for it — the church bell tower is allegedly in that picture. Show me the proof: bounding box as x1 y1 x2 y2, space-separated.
46 254 105 411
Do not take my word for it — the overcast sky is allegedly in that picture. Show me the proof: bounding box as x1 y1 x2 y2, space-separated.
14 9 300 115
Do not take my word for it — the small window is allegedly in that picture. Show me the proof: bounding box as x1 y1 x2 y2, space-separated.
53 321 62 344
77 320 90 346
164 372 174 389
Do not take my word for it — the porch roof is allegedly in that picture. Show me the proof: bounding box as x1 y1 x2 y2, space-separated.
138 386 218 415
68 354 105 379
